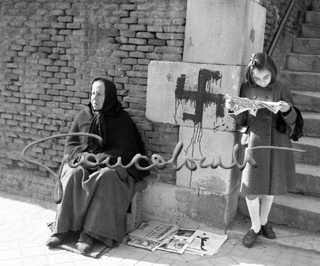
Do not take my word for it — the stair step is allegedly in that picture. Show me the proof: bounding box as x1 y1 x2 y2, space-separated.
306 11 320 24
292 90 320 112
292 136 320 165
282 70 320 92
288 163 320 197
271 193 320 232
301 111 320 137
301 24 320 38
286 53 320 73
238 193 320 232
311 0 320 11
293 38 320 55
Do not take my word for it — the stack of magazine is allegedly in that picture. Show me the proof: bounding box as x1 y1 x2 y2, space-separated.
126 221 228 256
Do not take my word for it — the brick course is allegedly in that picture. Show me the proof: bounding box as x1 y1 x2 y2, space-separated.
0 0 308 202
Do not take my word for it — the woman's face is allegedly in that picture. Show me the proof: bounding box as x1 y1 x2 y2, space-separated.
252 68 272 88
91 81 105 111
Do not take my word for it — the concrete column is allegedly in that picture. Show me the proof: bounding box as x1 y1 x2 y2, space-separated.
183 0 266 65
144 0 266 229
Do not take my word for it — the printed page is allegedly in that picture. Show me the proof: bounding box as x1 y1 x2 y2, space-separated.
185 229 228 256
128 221 179 242
157 229 196 254
126 237 164 252
256 101 282 114
226 94 281 115
225 94 258 115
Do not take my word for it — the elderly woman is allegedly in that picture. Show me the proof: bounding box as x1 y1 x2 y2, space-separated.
46 77 149 254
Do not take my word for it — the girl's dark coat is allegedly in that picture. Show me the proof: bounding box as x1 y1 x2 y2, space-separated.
229 80 297 196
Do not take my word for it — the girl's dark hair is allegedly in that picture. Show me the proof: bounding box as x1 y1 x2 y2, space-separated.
245 53 278 86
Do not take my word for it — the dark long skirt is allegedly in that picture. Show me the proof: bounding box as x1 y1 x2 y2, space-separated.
52 164 134 247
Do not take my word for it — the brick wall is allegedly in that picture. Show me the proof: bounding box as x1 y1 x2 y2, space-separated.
0 0 309 202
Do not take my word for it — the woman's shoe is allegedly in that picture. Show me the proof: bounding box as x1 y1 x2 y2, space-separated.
76 231 94 254
262 222 276 239
45 232 68 247
242 228 261 248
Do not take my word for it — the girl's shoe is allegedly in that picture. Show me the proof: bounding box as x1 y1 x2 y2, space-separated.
242 228 261 248
76 231 94 254
261 222 276 239
45 232 68 247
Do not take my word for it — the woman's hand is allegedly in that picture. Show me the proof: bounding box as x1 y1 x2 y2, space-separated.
278 101 291 113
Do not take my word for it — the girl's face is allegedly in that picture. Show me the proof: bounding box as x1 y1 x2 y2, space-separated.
252 68 272 88
91 81 105 111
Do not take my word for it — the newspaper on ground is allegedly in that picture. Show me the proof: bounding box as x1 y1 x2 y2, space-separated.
126 237 165 252
226 94 282 116
157 228 196 254
185 229 228 256
128 221 179 242
127 221 179 251
126 221 229 256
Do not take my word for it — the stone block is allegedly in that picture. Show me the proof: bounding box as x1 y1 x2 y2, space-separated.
293 38 320 55
286 54 320 73
126 191 143 233
282 71 320 92
146 61 246 131
183 0 266 65
306 11 320 24
292 91 320 113
311 0 320 11
239 193 320 232
176 127 242 194
302 24 320 38
292 138 320 165
302 112 320 137
142 180 240 230
288 164 320 197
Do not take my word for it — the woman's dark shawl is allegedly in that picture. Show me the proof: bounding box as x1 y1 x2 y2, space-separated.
64 79 149 179
64 108 149 179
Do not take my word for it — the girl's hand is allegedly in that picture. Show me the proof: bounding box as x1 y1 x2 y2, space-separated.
278 101 291 113
225 99 235 111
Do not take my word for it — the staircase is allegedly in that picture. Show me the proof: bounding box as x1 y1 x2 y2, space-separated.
240 0 320 233
270 0 320 232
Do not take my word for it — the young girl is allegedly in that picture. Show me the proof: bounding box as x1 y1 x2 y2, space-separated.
226 53 297 248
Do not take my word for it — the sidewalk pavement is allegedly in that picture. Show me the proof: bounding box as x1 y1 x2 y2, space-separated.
1 191 320 266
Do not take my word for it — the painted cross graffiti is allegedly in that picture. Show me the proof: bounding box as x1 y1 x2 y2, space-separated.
175 68 225 126
174 68 226 166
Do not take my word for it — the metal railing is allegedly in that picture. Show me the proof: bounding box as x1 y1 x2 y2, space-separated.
267 0 297 56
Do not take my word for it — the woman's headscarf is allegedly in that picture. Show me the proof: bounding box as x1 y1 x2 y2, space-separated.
87 78 123 152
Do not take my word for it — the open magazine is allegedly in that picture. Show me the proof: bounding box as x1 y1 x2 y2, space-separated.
126 221 228 256
127 221 179 251
128 221 179 242
226 94 282 116
185 229 228 256
157 228 196 254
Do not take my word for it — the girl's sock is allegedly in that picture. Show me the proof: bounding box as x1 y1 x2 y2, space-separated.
260 195 274 226
245 196 261 233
